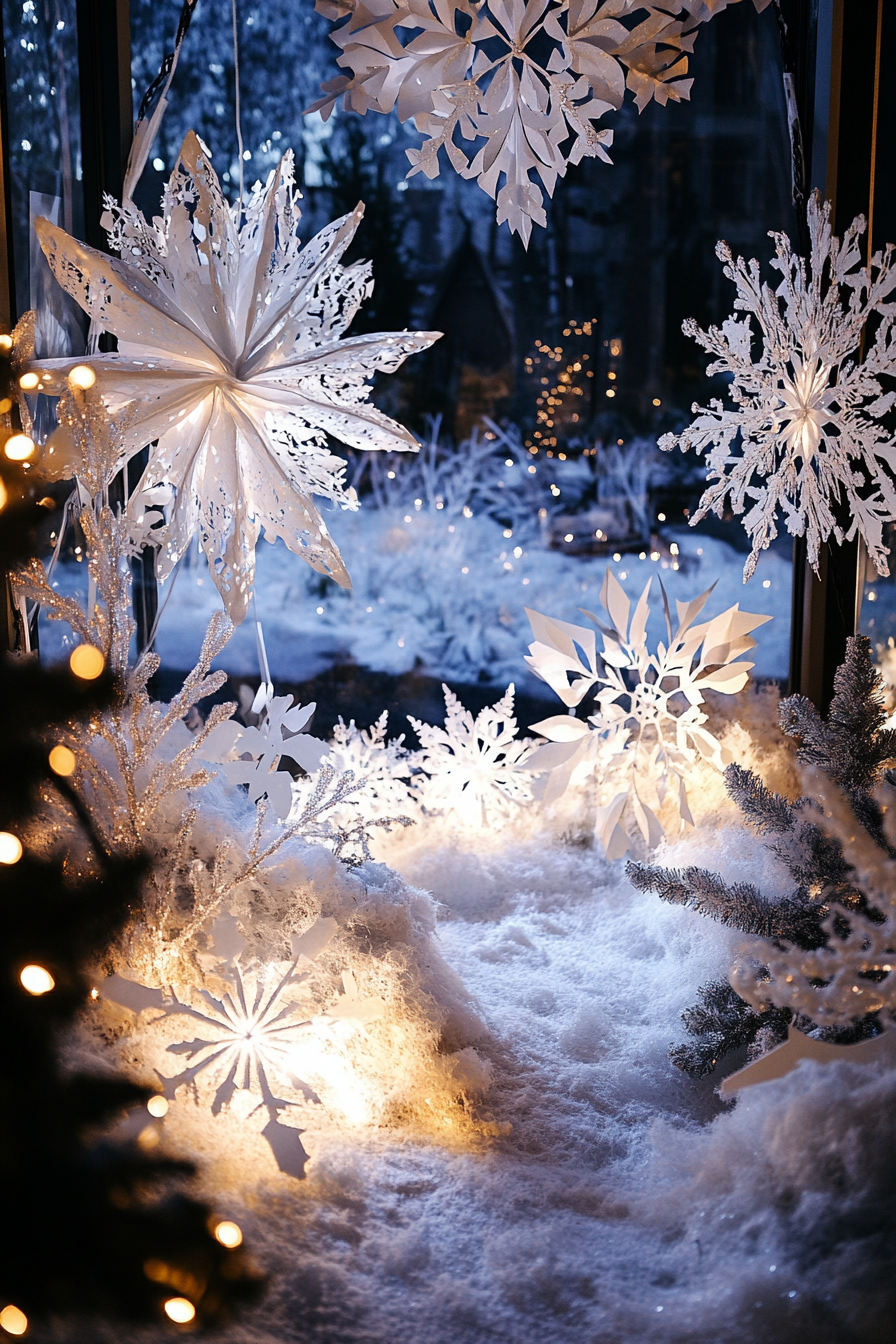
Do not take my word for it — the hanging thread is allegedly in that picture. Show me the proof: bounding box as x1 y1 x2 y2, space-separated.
232 0 245 211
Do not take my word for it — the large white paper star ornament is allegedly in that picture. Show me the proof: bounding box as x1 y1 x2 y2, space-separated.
33 132 440 621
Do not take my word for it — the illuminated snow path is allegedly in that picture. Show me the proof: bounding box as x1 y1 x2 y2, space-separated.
70 827 896 1344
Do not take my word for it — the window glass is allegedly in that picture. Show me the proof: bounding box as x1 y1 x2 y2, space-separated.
124 1 796 709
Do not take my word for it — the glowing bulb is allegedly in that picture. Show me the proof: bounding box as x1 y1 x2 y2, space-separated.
213 1220 243 1248
0 480 7 510
564 533 574 543
0 1304 28 1336
68 365 96 389
20 964 55 995
18 372 39 390
69 645 105 679
4 434 35 461
0 832 23 864
0 334 12 353
49 745 76 776
147 1095 169 1118
163 1298 196 1325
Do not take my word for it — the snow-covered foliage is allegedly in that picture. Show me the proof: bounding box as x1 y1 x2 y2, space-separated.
662 192 896 581
314 0 772 243
730 773 896 1028
31 130 439 621
525 572 769 856
410 684 536 826
142 422 791 689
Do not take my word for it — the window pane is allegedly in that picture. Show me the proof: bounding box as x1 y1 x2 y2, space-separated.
127 0 795 702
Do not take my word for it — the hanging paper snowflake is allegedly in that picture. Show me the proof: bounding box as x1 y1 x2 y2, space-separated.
32 131 440 621
410 684 535 825
525 573 769 857
101 913 385 1177
312 0 771 244
660 192 896 580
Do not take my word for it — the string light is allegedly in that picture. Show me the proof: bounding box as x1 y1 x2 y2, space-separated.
18 372 39 391
163 1298 196 1324
49 745 77 776
67 365 97 390
20 964 55 995
0 1305 28 1336
0 334 12 353
0 832 23 864
4 434 35 461
147 1096 169 1118
69 645 105 680
0 480 7 510
213 1220 243 1248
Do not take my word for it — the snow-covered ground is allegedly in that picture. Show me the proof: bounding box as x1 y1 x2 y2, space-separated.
60 805 896 1344
148 509 792 691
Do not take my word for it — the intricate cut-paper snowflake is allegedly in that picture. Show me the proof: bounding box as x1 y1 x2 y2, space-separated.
525 573 769 857
661 192 896 580
101 915 341 1177
325 712 417 817
312 0 771 244
410 683 535 825
101 914 386 1176
32 131 440 620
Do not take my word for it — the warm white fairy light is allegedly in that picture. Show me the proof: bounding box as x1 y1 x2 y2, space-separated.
4 434 35 461
67 364 96 390
0 1304 28 1336
20 964 55 995
0 832 23 865
17 372 38 391
213 1220 243 1248
48 744 76 777
146 1095 169 1118
69 645 105 680
163 1298 196 1324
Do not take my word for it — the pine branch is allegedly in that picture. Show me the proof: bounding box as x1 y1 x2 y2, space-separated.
626 861 826 947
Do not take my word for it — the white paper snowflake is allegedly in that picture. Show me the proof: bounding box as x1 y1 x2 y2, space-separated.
409 683 535 825
324 712 417 817
101 913 386 1176
660 192 896 580
32 131 440 620
312 0 770 244
200 694 329 822
525 572 769 857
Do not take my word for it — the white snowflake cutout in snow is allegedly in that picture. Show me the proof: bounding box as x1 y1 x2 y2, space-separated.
201 695 329 822
409 683 536 826
101 914 341 1178
661 192 896 580
525 572 769 857
31 130 440 620
324 711 416 817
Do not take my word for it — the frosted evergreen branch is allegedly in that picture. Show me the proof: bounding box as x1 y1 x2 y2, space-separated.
626 861 825 947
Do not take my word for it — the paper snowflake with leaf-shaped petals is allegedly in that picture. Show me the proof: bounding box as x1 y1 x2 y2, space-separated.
312 0 771 244
661 192 896 580
525 572 769 856
410 683 535 825
31 131 440 620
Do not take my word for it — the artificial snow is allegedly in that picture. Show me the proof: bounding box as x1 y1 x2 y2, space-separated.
51 706 895 1344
